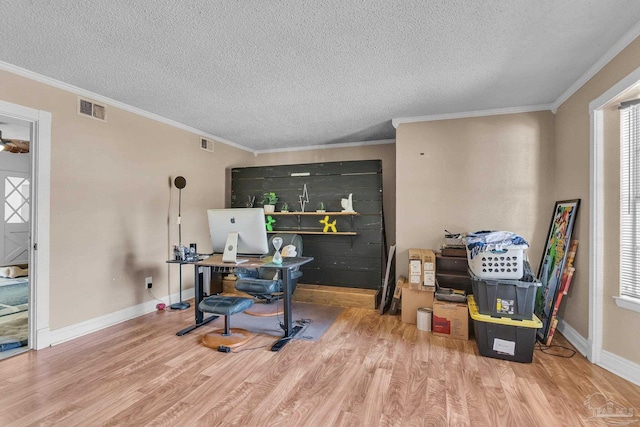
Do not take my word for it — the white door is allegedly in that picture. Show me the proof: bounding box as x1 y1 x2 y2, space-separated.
0 172 29 266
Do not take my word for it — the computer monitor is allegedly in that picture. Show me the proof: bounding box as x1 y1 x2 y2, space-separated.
207 208 269 264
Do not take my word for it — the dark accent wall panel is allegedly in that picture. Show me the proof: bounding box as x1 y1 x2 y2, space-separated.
230 160 384 290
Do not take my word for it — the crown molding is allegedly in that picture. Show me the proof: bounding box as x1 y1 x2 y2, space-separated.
0 61 252 153
553 20 640 110
392 104 553 128
254 138 395 155
392 23 640 127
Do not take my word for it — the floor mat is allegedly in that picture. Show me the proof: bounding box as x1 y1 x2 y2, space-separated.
204 301 343 341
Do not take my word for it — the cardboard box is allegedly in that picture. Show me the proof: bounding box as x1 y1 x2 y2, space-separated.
432 300 469 340
388 276 405 315
408 248 437 291
408 249 423 290
422 249 436 287
401 285 435 324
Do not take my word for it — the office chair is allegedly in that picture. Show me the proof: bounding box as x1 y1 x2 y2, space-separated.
235 234 303 315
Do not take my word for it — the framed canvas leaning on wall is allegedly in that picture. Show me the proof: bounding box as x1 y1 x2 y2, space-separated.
535 199 580 343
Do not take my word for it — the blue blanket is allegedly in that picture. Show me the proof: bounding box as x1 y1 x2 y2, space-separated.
464 231 528 259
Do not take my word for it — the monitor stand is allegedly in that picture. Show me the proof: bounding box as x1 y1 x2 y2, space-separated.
222 232 248 264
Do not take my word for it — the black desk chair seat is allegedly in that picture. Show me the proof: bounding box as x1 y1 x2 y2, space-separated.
198 295 254 349
235 234 303 311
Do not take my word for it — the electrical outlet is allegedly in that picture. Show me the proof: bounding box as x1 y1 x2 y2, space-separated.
145 276 152 289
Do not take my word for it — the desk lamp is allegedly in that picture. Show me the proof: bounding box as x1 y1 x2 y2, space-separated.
170 176 190 310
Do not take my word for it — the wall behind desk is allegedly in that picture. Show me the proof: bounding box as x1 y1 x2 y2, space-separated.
231 160 384 290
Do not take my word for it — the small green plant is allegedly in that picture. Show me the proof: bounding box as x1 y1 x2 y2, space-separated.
316 201 325 212
262 192 278 205
280 202 289 212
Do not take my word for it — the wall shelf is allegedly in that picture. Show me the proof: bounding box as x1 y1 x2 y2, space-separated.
266 211 359 216
266 212 359 235
267 230 357 236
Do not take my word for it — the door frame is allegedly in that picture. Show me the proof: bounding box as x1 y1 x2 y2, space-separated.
589 65 640 363
0 99 51 350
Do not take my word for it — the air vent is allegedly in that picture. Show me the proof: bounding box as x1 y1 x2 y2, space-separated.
77 97 107 122
200 137 214 152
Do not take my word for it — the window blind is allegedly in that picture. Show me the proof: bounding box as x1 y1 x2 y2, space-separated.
620 100 640 300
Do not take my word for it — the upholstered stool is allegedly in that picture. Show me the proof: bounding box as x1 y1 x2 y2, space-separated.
198 296 254 349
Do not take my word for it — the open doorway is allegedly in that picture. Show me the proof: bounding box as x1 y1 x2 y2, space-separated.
0 118 31 358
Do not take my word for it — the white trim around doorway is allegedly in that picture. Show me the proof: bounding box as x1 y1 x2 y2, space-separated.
0 99 51 350
588 65 640 384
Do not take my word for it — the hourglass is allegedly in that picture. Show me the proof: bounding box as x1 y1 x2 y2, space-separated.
272 236 283 264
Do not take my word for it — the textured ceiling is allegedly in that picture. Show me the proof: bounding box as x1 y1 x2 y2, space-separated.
1 1 640 151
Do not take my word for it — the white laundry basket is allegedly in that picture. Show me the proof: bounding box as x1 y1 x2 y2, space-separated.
466 245 527 279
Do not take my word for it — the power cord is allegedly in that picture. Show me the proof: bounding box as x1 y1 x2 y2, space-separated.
275 296 285 331
296 318 313 340
273 297 313 339
147 288 165 303
535 342 576 358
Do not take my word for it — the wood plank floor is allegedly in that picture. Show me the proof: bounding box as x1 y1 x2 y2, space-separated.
1 304 639 426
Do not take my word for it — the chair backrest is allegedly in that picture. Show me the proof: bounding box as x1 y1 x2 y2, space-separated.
259 234 303 280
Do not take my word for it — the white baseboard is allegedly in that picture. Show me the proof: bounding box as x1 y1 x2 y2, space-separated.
600 350 640 387
35 327 51 350
558 318 640 387
556 318 590 358
44 288 195 346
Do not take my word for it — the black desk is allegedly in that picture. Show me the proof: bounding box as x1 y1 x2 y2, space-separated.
176 255 314 348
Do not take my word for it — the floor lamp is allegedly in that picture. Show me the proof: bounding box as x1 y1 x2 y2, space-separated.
170 176 190 310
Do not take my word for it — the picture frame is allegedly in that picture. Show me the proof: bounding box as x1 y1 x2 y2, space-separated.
535 199 580 342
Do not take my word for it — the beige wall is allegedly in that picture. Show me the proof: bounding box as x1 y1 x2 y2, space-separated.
555 35 640 363
252 144 397 247
395 112 556 280
0 69 253 329
0 68 394 331
3 30 640 366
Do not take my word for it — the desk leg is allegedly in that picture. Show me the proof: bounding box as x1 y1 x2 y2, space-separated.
270 267 303 351
176 315 217 336
282 267 293 336
195 265 204 324
176 265 218 336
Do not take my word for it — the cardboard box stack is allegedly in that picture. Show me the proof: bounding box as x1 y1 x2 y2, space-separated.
402 247 470 340
402 249 436 324
428 233 471 340
408 249 436 290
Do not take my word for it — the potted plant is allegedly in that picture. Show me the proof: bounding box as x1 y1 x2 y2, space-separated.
280 202 289 212
316 201 326 213
262 192 278 213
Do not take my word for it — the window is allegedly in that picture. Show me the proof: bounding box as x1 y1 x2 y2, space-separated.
620 100 640 302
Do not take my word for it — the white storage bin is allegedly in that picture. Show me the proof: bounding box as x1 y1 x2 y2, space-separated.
443 233 465 247
466 245 527 279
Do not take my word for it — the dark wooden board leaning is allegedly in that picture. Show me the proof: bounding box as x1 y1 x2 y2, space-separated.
380 245 396 314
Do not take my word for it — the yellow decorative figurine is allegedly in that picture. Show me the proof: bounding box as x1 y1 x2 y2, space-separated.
319 215 337 233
